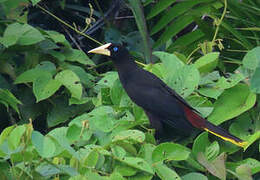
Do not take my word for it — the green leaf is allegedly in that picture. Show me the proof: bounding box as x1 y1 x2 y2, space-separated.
64 49 93 65
152 142 190 163
198 87 223 99
153 51 184 77
242 46 260 70
192 132 210 157
226 158 260 175
31 131 56 158
33 73 61 102
250 67 260 93
35 61 56 75
146 0 176 19
112 145 126 159
215 73 245 90
17 24 45 45
205 141 219 161
8 125 26 150
14 68 49 84
0 125 15 145
153 163 181 180
83 150 99 168
208 84 256 125
194 52 219 73
55 70 82 99
0 23 22 47
182 172 208 180
167 65 200 98
45 30 67 43
121 157 154 174
0 89 22 114
112 130 145 143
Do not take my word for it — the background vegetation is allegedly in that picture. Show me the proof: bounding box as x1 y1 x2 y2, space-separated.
0 0 259 179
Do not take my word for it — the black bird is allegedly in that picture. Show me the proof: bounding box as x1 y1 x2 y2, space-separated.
88 43 247 147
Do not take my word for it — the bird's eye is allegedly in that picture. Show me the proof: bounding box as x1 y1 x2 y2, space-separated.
113 47 118 52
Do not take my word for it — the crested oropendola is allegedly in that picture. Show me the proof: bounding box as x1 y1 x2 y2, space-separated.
88 43 247 147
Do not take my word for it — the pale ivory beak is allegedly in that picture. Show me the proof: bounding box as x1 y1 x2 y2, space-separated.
88 43 112 56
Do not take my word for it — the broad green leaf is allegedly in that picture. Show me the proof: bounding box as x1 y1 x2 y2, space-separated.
64 49 93 65
8 125 26 150
83 150 99 168
192 132 210 157
153 51 184 78
242 46 260 70
97 71 118 88
33 74 61 102
152 142 190 163
153 163 181 180
182 172 208 180
250 67 260 93
194 52 219 73
112 130 145 143
146 0 176 19
65 65 95 87
110 79 125 105
17 24 45 45
0 23 22 47
14 68 49 84
226 158 260 175
208 84 256 125
90 115 115 132
138 143 156 164
45 30 67 43
0 125 15 145
35 61 56 75
121 157 154 174
31 131 56 158
215 73 245 90
205 141 219 161
109 172 125 180
243 131 260 151
114 164 137 177
112 145 126 159
167 64 200 98
198 87 223 99
55 70 82 99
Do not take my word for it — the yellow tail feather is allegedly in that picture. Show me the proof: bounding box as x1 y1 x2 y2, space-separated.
204 128 248 148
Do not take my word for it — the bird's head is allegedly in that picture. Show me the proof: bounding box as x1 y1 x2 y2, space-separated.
88 43 129 62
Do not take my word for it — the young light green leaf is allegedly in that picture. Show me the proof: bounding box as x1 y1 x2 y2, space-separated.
194 52 219 73
8 125 26 150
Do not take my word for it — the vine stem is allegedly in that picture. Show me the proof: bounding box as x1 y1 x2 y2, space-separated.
36 4 103 46
212 0 227 43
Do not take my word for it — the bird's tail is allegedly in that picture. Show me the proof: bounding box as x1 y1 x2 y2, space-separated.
182 105 247 147
203 121 247 148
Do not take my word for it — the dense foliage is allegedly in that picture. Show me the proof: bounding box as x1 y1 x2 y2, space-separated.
0 0 259 179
